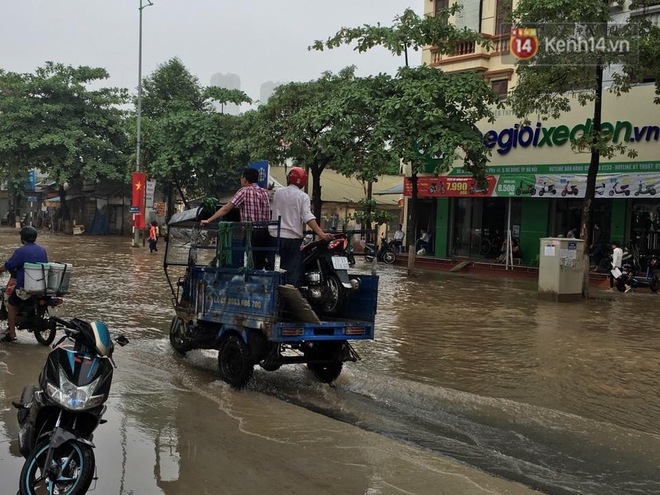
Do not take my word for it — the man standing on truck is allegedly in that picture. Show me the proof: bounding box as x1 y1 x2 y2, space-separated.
269 167 331 287
201 168 271 269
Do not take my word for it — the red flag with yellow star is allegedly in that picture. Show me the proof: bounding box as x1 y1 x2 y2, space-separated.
132 172 146 229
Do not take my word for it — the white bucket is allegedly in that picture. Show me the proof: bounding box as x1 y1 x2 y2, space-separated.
24 263 50 293
48 263 73 293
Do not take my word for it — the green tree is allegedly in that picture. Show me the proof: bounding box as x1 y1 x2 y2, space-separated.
136 58 252 215
140 57 206 118
250 67 360 219
508 0 660 296
0 62 129 226
311 8 499 259
330 74 399 234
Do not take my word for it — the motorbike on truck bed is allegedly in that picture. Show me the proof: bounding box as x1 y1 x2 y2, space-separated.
163 208 378 389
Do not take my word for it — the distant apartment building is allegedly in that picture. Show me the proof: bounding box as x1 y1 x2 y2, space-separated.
259 81 284 105
210 72 241 115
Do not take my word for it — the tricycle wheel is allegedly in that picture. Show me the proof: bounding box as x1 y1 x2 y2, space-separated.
34 317 56 346
218 335 254 389
308 361 343 383
169 316 193 355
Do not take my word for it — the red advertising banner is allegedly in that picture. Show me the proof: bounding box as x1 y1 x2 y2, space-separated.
132 172 146 229
403 176 497 197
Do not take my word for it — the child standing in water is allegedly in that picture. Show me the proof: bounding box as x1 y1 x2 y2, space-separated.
149 221 159 254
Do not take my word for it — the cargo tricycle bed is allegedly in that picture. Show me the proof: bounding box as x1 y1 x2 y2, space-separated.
163 208 378 389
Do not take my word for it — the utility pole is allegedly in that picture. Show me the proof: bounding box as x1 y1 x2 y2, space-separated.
133 0 153 247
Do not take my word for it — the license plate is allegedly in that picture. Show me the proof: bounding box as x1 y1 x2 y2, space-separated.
331 256 349 270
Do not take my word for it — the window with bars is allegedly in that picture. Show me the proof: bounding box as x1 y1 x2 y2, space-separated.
491 79 509 98
434 0 449 16
495 0 511 35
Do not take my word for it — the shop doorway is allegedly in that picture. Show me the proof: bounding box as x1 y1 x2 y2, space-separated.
409 198 436 254
549 199 611 241
451 198 515 259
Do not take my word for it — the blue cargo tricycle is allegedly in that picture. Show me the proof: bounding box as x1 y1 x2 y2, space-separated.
163 209 378 389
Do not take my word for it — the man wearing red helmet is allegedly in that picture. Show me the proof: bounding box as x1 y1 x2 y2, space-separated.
269 167 331 287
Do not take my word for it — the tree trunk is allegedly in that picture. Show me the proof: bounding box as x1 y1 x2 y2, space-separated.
311 163 323 221
366 181 373 234
407 173 419 276
58 185 69 221
166 184 176 224
581 63 604 299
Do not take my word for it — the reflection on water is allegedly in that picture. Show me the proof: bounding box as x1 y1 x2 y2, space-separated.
1 233 660 494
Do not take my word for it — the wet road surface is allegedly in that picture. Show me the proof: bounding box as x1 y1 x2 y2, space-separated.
1 231 659 494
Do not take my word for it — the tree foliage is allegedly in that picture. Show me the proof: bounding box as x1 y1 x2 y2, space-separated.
249 67 359 218
311 7 489 67
0 62 129 219
310 8 499 251
136 58 252 209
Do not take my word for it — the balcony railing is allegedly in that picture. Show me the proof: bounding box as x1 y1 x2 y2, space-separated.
430 35 510 65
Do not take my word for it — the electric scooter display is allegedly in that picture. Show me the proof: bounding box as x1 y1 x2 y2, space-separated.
609 182 631 196
634 181 656 196
595 183 606 196
561 181 579 197
515 181 536 196
537 182 556 197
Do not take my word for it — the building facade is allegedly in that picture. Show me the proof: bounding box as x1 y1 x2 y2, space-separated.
409 0 660 264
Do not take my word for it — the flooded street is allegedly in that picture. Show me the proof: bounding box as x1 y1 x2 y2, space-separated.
1 231 660 494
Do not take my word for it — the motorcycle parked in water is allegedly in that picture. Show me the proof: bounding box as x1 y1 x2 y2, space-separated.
364 238 396 265
0 282 62 345
13 317 128 495
300 233 360 315
615 255 660 292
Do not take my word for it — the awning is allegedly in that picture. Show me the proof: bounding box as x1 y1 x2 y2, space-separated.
373 184 403 195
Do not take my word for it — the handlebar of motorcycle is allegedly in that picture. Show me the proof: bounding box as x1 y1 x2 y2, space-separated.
51 316 79 332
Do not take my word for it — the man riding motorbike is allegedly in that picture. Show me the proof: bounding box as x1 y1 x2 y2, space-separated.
0 226 48 342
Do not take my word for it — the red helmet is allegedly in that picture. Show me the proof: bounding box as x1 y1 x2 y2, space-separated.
287 167 307 187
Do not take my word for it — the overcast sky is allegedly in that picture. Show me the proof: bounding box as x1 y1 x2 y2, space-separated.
3 1 421 102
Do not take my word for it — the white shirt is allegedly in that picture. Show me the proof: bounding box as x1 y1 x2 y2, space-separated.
394 229 405 241
269 185 316 239
612 247 623 268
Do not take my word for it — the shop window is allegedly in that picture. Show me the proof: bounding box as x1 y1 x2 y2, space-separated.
491 79 509 98
631 201 660 254
450 198 517 259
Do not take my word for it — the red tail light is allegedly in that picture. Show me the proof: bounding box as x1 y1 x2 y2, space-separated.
328 238 347 251
281 327 303 336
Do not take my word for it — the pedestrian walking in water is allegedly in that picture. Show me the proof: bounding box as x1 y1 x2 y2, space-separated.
149 221 159 254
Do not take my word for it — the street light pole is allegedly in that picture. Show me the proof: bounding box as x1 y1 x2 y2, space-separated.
133 0 153 248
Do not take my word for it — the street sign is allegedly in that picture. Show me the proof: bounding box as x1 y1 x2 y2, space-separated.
27 196 37 202
145 180 156 208
129 206 140 214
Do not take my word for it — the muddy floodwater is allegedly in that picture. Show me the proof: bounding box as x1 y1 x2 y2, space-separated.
1 231 660 494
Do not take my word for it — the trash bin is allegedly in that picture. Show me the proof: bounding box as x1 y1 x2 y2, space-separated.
538 237 585 302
